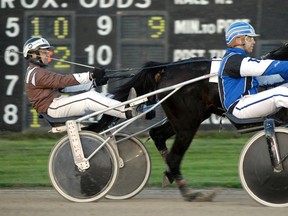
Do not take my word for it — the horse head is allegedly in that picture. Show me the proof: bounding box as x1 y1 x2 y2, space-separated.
262 43 288 60
111 61 166 104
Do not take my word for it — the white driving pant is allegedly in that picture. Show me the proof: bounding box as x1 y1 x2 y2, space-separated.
47 90 126 118
232 83 288 119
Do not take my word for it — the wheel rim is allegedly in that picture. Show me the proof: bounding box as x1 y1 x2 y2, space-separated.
239 128 288 207
106 133 151 200
49 131 118 202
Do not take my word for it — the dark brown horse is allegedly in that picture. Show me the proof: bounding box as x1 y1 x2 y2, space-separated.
138 58 223 201
90 43 288 201
141 44 288 201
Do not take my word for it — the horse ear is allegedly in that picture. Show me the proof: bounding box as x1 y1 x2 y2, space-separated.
154 69 164 83
154 72 161 83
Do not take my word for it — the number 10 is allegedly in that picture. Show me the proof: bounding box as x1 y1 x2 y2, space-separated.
84 45 112 66
31 16 69 39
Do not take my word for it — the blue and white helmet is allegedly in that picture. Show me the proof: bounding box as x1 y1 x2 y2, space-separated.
225 22 260 45
23 37 52 59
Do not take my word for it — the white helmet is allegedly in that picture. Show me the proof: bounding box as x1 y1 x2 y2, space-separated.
23 37 52 59
225 22 260 45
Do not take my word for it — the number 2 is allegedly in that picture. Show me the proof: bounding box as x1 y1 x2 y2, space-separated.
53 46 71 69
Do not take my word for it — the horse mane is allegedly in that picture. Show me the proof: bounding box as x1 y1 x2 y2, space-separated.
111 61 168 101
262 43 288 60
111 57 212 102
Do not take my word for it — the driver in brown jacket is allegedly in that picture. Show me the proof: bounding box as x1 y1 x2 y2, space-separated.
23 37 137 119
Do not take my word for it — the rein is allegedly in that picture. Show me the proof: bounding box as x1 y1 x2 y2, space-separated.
106 58 219 74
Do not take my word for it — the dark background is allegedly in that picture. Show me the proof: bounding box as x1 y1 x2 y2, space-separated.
0 0 287 132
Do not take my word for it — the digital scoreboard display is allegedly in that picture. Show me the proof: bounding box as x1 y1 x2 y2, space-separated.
26 11 74 71
0 0 287 131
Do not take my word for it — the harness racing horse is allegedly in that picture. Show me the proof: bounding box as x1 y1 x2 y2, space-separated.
142 43 288 201
87 43 288 201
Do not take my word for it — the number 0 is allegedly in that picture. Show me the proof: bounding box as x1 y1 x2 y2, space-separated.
54 17 69 39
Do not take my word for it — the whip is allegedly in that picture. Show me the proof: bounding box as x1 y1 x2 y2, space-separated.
1 48 135 78
2 48 95 69
1 48 220 74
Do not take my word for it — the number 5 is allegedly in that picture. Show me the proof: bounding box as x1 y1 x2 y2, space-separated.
5 75 19 96
6 17 20 37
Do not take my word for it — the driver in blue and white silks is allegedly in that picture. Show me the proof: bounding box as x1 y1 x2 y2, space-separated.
218 21 288 119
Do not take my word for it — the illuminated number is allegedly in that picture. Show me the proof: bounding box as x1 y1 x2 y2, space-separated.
148 16 165 38
54 46 71 69
54 17 69 39
30 109 41 128
5 75 19 96
84 45 112 65
31 16 69 38
6 17 20 37
97 45 112 65
4 45 19 66
97 16 112 36
3 104 18 125
96 45 113 65
31 17 41 37
84 45 94 65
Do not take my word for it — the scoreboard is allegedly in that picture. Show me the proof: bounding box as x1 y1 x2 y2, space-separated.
0 0 287 131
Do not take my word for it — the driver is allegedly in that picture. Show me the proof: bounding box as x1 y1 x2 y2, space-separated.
23 37 137 119
218 21 288 119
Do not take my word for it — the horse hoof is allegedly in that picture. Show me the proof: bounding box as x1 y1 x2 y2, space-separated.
180 186 217 202
162 171 174 187
190 190 217 202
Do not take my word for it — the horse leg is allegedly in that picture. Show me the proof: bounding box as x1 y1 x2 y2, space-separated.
149 121 175 158
166 129 216 202
165 128 195 199
149 121 176 185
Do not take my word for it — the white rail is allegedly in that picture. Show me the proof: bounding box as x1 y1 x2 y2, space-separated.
76 72 218 123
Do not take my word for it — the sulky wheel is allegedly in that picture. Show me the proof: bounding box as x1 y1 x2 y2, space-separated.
48 131 118 202
239 128 288 207
106 133 151 200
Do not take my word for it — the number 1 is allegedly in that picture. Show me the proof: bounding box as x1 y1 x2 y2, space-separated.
31 17 41 37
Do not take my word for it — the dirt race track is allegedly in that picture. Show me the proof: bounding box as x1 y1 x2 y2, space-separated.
0 188 287 216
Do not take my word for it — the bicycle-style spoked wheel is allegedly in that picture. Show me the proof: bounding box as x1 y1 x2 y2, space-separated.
106 133 151 200
239 128 288 207
48 131 118 202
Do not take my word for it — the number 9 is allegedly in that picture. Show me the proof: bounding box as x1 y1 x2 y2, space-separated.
97 16 112 36
148 16 165 39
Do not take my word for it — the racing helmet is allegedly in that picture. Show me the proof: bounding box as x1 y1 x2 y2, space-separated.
23 37 53 59
225 21 260 45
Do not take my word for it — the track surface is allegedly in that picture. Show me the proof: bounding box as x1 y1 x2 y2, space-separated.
0 188 287 216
